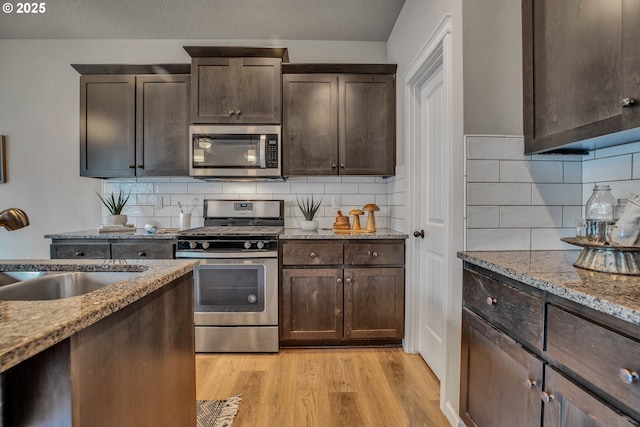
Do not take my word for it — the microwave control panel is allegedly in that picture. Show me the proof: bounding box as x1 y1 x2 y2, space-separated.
266 139 278 168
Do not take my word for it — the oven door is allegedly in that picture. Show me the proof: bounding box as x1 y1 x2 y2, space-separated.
193 256 278 326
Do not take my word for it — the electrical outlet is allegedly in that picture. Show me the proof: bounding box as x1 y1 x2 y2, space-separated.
331 196 341 209
155 196 163 209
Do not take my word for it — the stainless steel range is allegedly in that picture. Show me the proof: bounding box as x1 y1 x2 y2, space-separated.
176 199 284 353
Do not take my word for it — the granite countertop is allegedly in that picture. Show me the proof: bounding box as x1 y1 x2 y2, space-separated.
280 228 409 239
459 250 640 327
0 259 198 372
45 229 178 240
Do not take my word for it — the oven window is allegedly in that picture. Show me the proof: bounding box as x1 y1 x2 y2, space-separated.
195 265 265 312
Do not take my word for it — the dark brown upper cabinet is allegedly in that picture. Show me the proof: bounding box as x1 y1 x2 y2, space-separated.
523 0 640 154
76 65 190 178
282 64 396 177
184 47 288 124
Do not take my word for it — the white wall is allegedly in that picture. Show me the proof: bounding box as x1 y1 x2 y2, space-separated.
0 39 387 258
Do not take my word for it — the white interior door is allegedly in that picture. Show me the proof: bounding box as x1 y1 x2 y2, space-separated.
415 64 448 382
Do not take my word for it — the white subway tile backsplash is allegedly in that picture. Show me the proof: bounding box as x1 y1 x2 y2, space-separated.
467 206 500 228
634 153 640 179
154 183 188 194
563 162 582 183
466 228 530 251
467 183 532 205
500 160 563 183
290 183 325 194
326 183 358 194
582 154 633 183
467 160 499 182
532 184 582 205
358 183 388 194
562 206 583 227
499 206 562 228
187 182 222 194
256 181 292 194
467 136 525 160
593 140 640 158
531 228 575 250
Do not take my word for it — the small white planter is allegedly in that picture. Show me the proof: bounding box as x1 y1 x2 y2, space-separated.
105 214 127 225
299 219 319 232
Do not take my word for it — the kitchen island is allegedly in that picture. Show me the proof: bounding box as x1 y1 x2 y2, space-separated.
0 258 198 426
458 250 640 426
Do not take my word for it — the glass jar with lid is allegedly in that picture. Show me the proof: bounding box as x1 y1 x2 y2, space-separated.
585 184 616 243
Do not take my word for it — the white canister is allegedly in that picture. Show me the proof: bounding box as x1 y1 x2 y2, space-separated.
179 212 192 230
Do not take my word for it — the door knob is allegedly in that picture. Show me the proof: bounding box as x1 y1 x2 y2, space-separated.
414 230 425 238
622 98 636 108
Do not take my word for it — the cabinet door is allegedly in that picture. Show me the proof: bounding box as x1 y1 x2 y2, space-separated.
522 0 629 153
136 75 190 176
460 309 543 427
80 75 135 178
343 267 404 339
543 367 636 427
281 268 343 340
236 58 282 124
191 57 235 123
282 74 338 176
339 74 395 176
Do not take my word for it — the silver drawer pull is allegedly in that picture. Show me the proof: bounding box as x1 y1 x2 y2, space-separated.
524 379 537 389
486 296 497 306
368 251 378 257
540 392 554 403
75 251 84 257
310 252 317 258
336 278 342 284
346 277 353 283
619 368 639 384
138 252 147 257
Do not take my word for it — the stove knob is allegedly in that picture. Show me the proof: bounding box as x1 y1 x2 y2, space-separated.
244 241 252 249
201 241 210 249
256 241 265 249
189 241 197 249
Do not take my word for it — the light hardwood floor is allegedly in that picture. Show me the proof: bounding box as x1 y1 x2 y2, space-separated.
196 347 451 427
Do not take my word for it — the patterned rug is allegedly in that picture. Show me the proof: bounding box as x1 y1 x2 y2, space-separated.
196 395 242 427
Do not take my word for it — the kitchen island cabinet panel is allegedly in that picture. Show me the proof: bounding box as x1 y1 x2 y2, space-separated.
281 268 343 341
51 239 175 260
460 308 543 427
111 241 175 259
50 242 111 259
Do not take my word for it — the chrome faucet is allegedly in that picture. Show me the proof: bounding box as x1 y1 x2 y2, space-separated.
0 208 29 231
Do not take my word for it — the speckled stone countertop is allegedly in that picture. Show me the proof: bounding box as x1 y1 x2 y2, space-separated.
280 228 409 239
45 229 178 240
0 259 197 373
459 250 640 327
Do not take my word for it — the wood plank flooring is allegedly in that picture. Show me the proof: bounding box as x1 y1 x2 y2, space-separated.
196 347 450 427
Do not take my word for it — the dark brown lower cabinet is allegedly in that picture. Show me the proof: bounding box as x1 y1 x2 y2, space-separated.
461 265 640 426
50 239 175 259
460 308 543 427
543 367 636 427
280 239 405 346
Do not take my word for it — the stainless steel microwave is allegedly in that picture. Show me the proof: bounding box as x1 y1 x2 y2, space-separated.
189 125 281 178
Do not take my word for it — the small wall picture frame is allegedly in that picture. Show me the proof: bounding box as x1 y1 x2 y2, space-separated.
0 136 5 183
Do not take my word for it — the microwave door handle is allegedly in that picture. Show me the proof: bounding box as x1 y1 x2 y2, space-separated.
259 135 266 168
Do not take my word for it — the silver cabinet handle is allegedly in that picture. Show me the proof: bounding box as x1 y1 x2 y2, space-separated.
486 296 497 306
622 98 636 108
310 252 317 258
331 163 337 169
236 110 242 116
346 277 353 283
368 251 378 257
229 111 235 116
541 392 554 403
75 251 84 257
336 278 342 284
340 163 346 169
619 368 639 384
138 252 147 257
524 379 537 389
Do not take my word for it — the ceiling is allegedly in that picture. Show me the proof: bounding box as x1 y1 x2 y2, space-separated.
0 0 405 41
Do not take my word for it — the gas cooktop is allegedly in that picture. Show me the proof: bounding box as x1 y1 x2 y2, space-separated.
178 225 284 238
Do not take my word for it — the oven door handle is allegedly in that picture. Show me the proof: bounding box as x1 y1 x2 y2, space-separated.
176 251 278 259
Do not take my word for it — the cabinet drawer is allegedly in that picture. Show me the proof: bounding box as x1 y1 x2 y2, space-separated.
111 242 174 259
344 243 404 266
547 305 640 419
282 242 343 265
463 269 544 351
50 243 111 259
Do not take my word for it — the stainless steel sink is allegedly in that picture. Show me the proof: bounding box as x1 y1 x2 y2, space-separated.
0 271 139 301
0 271 48 286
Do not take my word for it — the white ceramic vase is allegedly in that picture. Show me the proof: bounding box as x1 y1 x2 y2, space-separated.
105 214 127 225
300 219 318 232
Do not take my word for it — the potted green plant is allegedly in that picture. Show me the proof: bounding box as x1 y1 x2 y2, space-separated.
297 196 322 231
97 189 131 225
